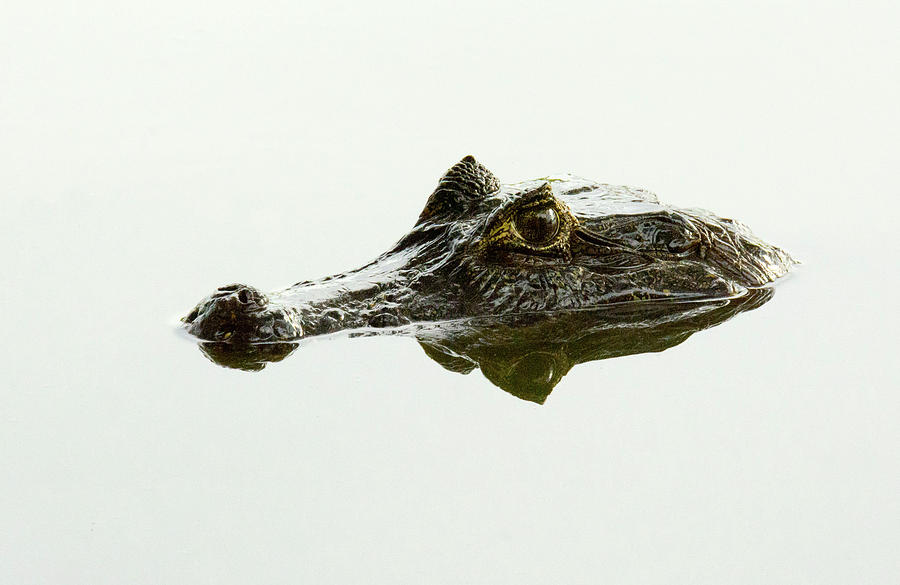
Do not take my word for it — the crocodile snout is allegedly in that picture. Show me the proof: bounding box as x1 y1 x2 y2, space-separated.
183 284 302 342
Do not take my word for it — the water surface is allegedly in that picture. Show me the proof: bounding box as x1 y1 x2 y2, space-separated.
3 182 896 584
2 2 898 583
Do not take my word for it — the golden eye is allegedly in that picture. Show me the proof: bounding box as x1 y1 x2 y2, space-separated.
514 207 560 245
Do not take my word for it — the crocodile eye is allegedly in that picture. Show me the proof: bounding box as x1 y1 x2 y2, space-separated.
515 207 559 245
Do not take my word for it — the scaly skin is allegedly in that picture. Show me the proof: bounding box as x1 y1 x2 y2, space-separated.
183 156 795 343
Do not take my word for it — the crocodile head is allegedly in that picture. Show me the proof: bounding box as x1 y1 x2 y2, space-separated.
183 156 794 342
399 156 794 317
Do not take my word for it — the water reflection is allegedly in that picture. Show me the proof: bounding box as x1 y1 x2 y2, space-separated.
196 288 774 403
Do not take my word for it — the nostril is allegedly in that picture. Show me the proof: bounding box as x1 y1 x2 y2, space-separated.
183 307 200 323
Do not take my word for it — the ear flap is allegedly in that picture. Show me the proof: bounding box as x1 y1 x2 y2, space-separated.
418 155 500 222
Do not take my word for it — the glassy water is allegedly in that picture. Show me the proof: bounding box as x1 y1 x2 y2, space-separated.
2 2 898 583
4 169 896 585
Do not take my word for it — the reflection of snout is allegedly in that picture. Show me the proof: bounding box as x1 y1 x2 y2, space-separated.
198 341 299 371
183 283 302 342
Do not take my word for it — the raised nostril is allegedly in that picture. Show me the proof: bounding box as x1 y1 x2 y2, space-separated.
183 307 200 323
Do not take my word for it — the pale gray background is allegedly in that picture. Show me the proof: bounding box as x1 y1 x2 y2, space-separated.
2 1 898 583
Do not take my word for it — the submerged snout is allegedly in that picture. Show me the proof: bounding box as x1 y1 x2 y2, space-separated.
183 284 303 342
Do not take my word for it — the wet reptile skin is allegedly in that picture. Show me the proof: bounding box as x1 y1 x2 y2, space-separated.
183 156 794 344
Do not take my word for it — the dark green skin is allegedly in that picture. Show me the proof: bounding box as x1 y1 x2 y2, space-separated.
184 156 794 345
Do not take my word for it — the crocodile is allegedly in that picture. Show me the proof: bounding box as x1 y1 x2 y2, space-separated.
183 156 794 345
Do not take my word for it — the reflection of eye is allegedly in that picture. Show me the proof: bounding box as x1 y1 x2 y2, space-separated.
510 352 557 386
514 207 559 245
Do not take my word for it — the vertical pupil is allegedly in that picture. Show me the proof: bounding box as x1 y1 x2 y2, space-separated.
516 207 559 243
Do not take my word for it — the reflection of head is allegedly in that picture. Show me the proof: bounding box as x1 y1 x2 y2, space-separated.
418 341 567 404
416 287 775 403
193 288 774 404
481 352 567 404
193 282 775 404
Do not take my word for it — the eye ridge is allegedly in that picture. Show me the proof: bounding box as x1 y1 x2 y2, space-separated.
514 206 560 245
